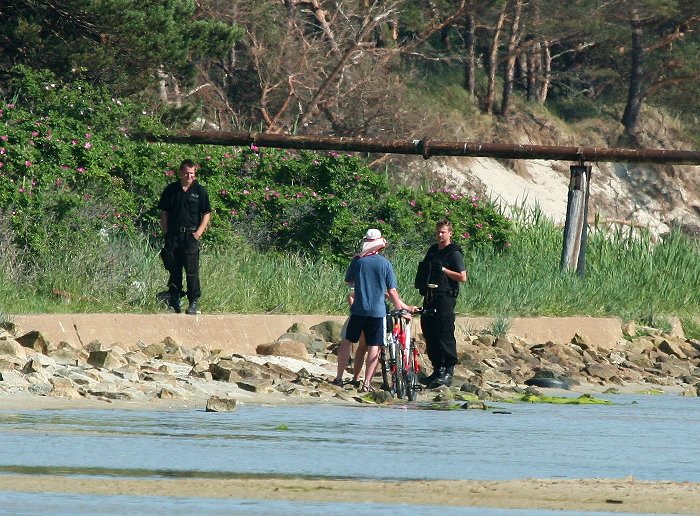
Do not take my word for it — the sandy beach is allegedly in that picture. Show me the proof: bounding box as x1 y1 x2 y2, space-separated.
1 472 699 513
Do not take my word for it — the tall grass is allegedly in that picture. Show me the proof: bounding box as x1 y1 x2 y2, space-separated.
2 206 700 338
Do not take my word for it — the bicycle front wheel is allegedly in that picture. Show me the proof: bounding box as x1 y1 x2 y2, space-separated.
394 345 406 399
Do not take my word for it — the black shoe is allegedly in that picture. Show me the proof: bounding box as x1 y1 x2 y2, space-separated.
170 294 181 313
186 300 198 315
420 367 444 386
430 370 453 388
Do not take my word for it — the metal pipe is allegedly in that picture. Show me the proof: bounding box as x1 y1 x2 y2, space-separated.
134 130 700 165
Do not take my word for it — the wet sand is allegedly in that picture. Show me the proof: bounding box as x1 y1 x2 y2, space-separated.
0 474 699 513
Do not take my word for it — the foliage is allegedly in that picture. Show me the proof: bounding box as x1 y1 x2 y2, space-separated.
0 66 512 274
0 0 243 96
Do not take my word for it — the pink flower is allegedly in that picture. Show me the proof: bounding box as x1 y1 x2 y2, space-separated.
24 160 32 167
84 142 92 149
475 223 483 229
19 187 25 193
230 209 238 216
409 200 416 207
0 162 3 168
77 167 86 173
61 165 70 170
31 131 39 137
0 148 5 154
282 221 289 227
71 140 78 145
0 135 7 141
462 232 471 239
243 189 250 195
250 144 259 152
165 170 174 176
85 133 92 139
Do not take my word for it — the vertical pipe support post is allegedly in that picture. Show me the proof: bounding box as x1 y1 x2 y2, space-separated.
560 163 592 276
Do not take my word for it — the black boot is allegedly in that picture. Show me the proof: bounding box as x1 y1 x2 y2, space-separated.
430 367 453 388
186 299 199 315
170 292 181 313
420 367 444 386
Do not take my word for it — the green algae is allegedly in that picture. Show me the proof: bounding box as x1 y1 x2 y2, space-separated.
514 393 613 405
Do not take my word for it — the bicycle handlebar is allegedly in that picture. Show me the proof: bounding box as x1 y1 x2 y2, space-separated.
388 307 436 317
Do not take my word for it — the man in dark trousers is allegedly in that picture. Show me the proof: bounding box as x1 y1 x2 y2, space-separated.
418 219 467 387
158 159 211 315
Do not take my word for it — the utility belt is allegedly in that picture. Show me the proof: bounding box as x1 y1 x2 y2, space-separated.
424 286 458 303
169 226 197 235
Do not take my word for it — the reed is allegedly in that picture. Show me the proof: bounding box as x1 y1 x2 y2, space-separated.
2 206 699 338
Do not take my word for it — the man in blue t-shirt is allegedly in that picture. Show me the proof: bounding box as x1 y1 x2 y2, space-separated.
332 229 415 392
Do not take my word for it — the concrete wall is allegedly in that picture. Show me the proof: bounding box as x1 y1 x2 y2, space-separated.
12 314 624 354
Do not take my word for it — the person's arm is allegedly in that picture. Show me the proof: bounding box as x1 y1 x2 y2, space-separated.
160 211 168 234
387 288 415 313
193 212 211 240
442 250 468 282
441 265 467 283
346 283 355 306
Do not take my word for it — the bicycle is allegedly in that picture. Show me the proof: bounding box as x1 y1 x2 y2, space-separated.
380 308 429 401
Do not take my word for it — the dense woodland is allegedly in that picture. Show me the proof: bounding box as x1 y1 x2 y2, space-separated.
2 1 699 141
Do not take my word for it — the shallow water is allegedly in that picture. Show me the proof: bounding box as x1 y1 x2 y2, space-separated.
0 393 698 513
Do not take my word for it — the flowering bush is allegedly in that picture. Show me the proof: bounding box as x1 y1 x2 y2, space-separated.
1 66 512 267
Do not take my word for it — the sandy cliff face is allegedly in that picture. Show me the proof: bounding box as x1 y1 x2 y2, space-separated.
406 156 700 238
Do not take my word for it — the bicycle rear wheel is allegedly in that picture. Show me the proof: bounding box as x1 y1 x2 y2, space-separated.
380 345 391 391
405 342 418 401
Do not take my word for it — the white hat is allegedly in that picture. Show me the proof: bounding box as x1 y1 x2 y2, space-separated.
357 229 387 257
364 228 382 240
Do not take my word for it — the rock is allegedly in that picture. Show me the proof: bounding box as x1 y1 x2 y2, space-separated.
16 330 49 354
205 396 237 412
157 387 183 399
0 339 28 360
87 350 128 370
256 341 309 360
309 320 344 343
571 333 592 349
658 339 688 359
235 379 274 393
209 361 239 382
476 334 496 347
621 320 637 337
584 362 620 382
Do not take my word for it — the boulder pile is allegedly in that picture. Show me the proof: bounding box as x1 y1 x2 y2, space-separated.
1 317 699 409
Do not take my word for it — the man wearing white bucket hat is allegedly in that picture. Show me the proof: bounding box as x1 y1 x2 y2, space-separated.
332 229 416 391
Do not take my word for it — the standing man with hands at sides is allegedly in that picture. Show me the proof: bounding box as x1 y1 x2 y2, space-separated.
332 229 416 392
416 219 467 388
158 159 212 315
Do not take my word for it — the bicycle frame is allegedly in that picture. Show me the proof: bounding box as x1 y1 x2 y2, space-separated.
381 309 422 400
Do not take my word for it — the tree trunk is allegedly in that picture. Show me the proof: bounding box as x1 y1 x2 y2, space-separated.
485 5 507 115
622 9 644 136
501 0 522 117
537 40 551 104
463 6 476 96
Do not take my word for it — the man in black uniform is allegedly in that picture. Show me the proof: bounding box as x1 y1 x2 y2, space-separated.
418 219 467 387
158 159 211 315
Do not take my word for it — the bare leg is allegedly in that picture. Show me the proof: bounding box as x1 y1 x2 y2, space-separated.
352 333 367 381
335 338 352 382
363 345 380 388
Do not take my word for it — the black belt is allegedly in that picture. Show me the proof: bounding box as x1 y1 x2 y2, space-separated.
168 226 197 234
